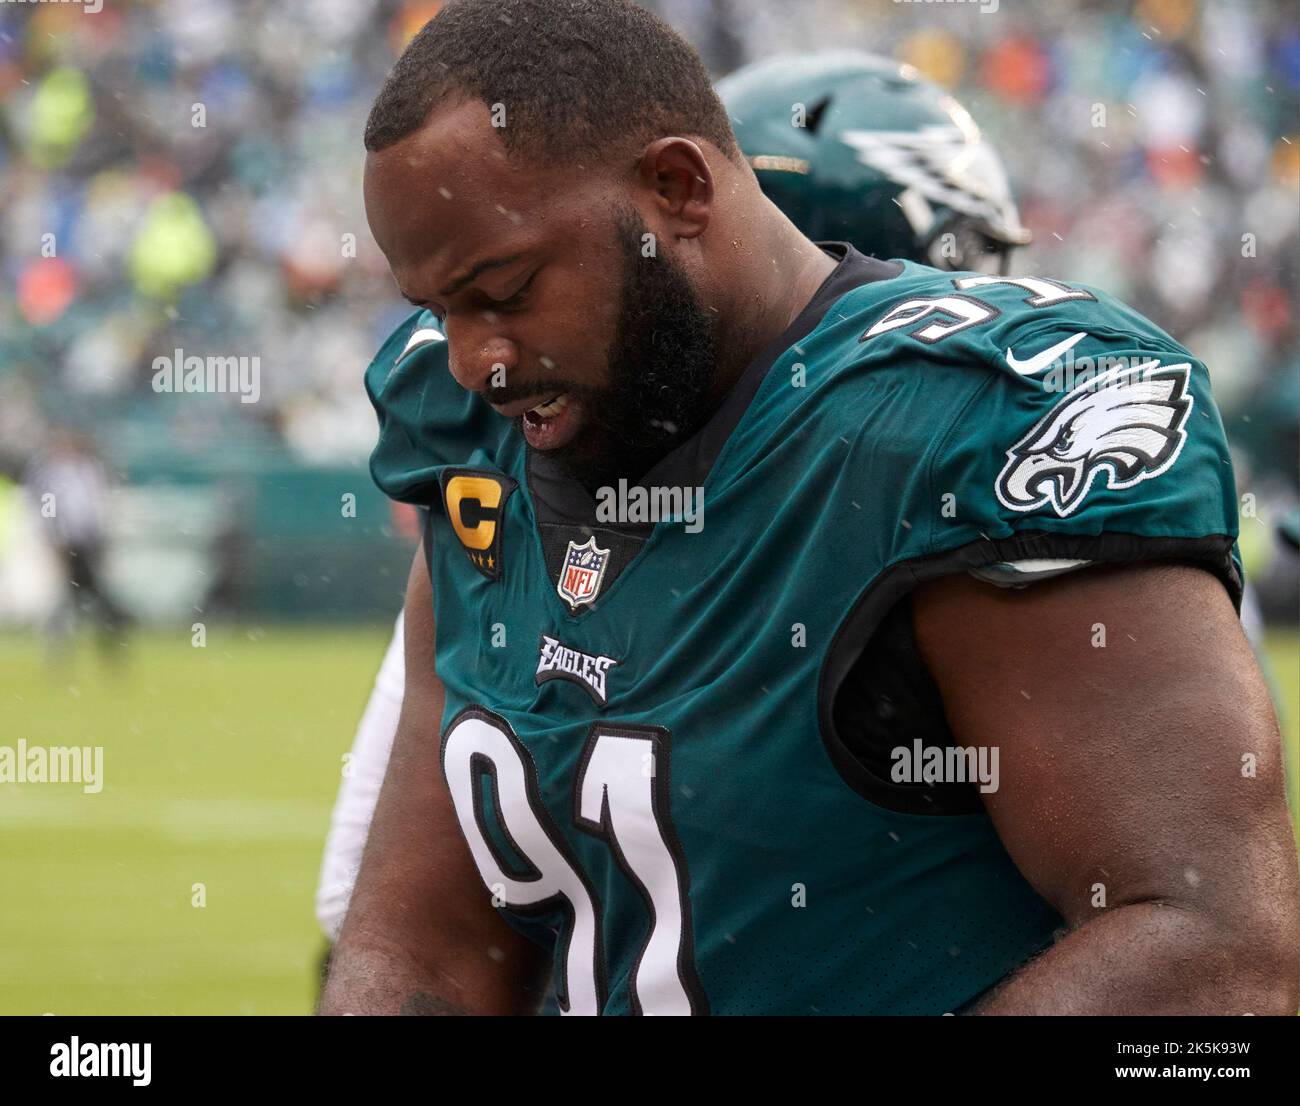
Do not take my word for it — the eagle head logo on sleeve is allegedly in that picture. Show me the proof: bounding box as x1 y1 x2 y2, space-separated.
995 361 1194 518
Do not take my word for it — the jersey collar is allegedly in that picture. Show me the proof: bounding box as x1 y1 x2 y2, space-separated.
529 243 902 530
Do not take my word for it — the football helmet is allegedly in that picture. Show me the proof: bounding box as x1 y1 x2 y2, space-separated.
717 52 1031 273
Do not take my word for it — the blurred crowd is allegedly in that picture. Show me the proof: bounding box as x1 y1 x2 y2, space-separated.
0 0 1296 493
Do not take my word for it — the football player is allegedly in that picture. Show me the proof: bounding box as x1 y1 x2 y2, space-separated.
313 53 1035 951
322 0 1299 1015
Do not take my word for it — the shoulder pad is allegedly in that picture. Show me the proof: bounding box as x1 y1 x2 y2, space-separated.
366 310 505 505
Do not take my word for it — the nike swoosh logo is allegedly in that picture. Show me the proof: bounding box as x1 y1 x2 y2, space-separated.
395 327 446 366
1004 331 1087 375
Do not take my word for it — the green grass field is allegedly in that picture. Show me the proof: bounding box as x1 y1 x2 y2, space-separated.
1 626 1296 1015
0 626 391 1015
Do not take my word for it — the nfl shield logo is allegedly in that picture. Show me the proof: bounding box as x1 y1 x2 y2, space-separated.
557 536 611 609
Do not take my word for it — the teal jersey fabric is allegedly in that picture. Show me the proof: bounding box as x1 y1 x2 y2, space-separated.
365 314 509 492
365 246 1241 1015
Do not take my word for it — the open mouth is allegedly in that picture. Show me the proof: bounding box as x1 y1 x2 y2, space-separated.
523 393 569 422
519 391 583 451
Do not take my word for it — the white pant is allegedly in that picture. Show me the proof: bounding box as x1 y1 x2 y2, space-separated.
315 611 406 942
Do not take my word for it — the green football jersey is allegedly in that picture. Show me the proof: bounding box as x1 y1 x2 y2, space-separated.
365 244 1242 1015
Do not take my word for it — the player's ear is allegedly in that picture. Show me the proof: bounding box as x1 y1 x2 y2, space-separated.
636 137 713 241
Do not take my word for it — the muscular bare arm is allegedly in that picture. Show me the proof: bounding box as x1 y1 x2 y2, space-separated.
913 563 1300 1015
319 547 548 1015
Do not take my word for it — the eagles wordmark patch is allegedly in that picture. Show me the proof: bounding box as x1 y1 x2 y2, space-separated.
995 361 1193 518
535 634 619 705
440 467 517 580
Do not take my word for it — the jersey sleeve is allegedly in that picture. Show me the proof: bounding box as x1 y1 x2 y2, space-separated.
915 315 1242 607
365 310 505 506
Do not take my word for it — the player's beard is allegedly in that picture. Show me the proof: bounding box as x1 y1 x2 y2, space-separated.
533 206 718 494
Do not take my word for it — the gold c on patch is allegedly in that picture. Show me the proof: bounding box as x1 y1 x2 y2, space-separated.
439 467 517 581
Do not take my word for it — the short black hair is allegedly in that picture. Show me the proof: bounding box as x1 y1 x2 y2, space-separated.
364 0 740 167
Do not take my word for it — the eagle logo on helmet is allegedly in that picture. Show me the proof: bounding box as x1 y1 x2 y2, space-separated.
995 362 1194 518
840 125 1006 226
